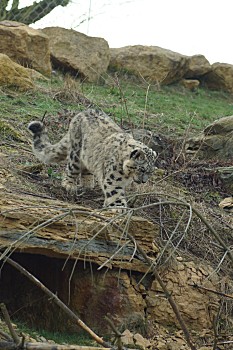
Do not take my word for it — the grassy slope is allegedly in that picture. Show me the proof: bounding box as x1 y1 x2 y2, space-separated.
0 73 233 141
84 78 233 136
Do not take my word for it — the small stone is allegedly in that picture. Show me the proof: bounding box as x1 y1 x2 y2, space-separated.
176 256 183 262
181 78 200 91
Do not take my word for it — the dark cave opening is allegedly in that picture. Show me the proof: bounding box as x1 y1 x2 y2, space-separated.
0 253 79 332
0 252 152 335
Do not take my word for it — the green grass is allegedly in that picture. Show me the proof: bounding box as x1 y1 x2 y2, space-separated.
16 322 96 346
0 73 232 140
83 78 233 135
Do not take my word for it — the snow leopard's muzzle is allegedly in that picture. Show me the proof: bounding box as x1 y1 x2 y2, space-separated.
134 173 150 184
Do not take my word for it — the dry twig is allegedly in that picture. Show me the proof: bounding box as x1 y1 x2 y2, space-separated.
191 283 233 300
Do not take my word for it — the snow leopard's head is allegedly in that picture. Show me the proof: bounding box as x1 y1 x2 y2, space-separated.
123 147 158 184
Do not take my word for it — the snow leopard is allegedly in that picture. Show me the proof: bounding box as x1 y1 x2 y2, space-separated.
28 109 158 212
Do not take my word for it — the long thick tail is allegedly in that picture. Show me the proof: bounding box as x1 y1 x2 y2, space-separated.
28 121 68 164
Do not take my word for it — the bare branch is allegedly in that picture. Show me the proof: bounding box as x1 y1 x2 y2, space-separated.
191 283 233 300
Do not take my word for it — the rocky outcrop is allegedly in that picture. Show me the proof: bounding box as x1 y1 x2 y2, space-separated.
109 45 189 84
108 45 233 94
185 115 233 160
0 20 51 76
0 188 159 273
42 27 110 82
203 62 233 93
0 53 34 90
109 46 212 85
0 184 221 334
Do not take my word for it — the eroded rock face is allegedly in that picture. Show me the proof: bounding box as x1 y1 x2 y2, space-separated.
42 27 110 82
71 268 147 333
0 53 34 90
0 20 51 76
146 259 219 330
109 45 189 84
203 62 233 93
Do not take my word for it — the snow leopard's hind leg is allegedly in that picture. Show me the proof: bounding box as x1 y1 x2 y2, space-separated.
61 119 84 192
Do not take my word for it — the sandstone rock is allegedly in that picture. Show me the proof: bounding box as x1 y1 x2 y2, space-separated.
146 261 220 330
185 115 233 160
0 20 51 76
109 45 189 84
203 62 233 93
185 54 211 78
0 53 34 90
42 27 110 82
0 187 159 272
181 79 200 91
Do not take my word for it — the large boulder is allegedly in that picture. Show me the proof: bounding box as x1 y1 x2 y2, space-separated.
185 115 233 160
202 63 233 93
109 45 189 84
185 54 211 78
0 20 51 76
42 27 110 82
0 53 34 90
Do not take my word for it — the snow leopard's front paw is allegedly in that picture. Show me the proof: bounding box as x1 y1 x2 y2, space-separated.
109 207 128 214
104 202 128 214
28 121 44 135
81 174 95 189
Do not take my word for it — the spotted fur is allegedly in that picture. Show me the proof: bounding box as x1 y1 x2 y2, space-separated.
28 109 157 212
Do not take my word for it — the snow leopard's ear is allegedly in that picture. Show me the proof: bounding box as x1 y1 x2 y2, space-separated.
130 149 145 160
